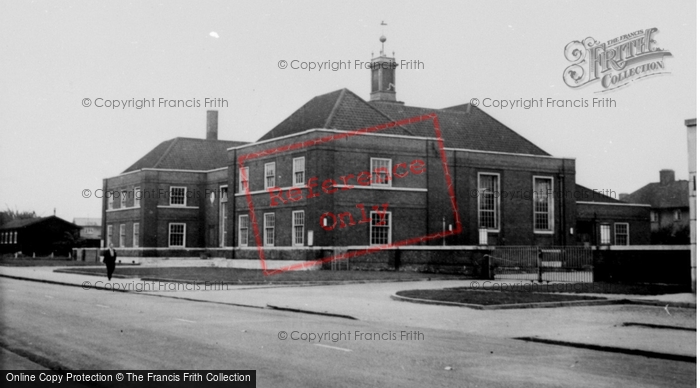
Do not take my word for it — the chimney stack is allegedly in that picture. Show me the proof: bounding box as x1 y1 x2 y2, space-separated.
660 169 675 185
206 110 218 140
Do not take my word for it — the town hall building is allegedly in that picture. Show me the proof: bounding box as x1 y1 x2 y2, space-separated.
102 36 649 260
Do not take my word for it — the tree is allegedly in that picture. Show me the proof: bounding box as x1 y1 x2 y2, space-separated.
0 206 38 226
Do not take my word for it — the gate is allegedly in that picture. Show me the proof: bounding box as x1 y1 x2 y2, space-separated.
489 246 593 283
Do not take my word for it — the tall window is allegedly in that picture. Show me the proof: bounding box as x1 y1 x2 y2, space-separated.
293 157 305 186
292 211 304 246
239 215 249 247
13 231 17 244
134 187 141 208
650 211 658 222
107 194 114 210
169 223 186 247
478 173 500 230
533 177 554 232
264 213 275 246
220 186 228 247
133 223 140 248
674 209 682 221
120 191 127 208
119 224 125 247
614 223 629 246
106 225 113 246
370 211 391 245
600 224 611 245
170 187 186 206
265 163 276 189
239 167 249 193
371 158 391 186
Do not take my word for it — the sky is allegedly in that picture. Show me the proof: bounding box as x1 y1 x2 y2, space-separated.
0 0 696 222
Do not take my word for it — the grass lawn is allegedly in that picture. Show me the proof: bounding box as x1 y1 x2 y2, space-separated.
396 289 604 305
0 257 105 267
56 267 465 284
494 282 691 295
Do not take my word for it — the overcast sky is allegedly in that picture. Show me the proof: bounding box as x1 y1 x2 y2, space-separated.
0 0 696 222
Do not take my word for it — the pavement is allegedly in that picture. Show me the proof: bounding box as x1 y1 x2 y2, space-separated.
0 265 696 363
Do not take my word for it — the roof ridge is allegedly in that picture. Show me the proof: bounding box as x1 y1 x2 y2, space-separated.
153 138 179 169
324 88 346 128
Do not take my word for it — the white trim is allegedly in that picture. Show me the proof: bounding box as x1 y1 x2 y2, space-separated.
576 201 651 208
108 167 228 179
156 206 199 209
168 222 186 247
227 128 437 151
234 185 427 197
169 186 187 206
238 215 249 247
334 185 427 192
106 207 140 213
477 172 500 233
292 210 305 247
445 147 575 160
533 175 555 234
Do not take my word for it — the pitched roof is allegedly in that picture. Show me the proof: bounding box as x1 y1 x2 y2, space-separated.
624 180 689 209
0 216 80 231
574 184 623 203
258 89 413 141
257 88 549 156
371 101 549 155
123 138 249 173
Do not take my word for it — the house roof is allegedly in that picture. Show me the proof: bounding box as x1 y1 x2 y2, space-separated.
624 180 689 209
0 216 81 231
574 184 622 203
257 88 549 156
123 137 249 173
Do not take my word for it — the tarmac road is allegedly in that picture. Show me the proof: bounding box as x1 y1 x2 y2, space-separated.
0 277 695 387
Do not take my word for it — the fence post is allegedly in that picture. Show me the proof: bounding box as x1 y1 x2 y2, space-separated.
537 246 543 283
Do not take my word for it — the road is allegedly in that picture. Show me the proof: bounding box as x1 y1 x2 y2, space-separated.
0 277 694 387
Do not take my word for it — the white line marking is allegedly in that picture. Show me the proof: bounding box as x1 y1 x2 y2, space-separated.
96 304 109 308
175 318 196 323
314 344 352 352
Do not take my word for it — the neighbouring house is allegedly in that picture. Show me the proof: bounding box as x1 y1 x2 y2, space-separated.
73 217 102 247
0 216 81 256
621 169 690 244
102 36 648 261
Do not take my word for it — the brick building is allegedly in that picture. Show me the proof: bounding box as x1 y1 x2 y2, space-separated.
102 37 649 257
